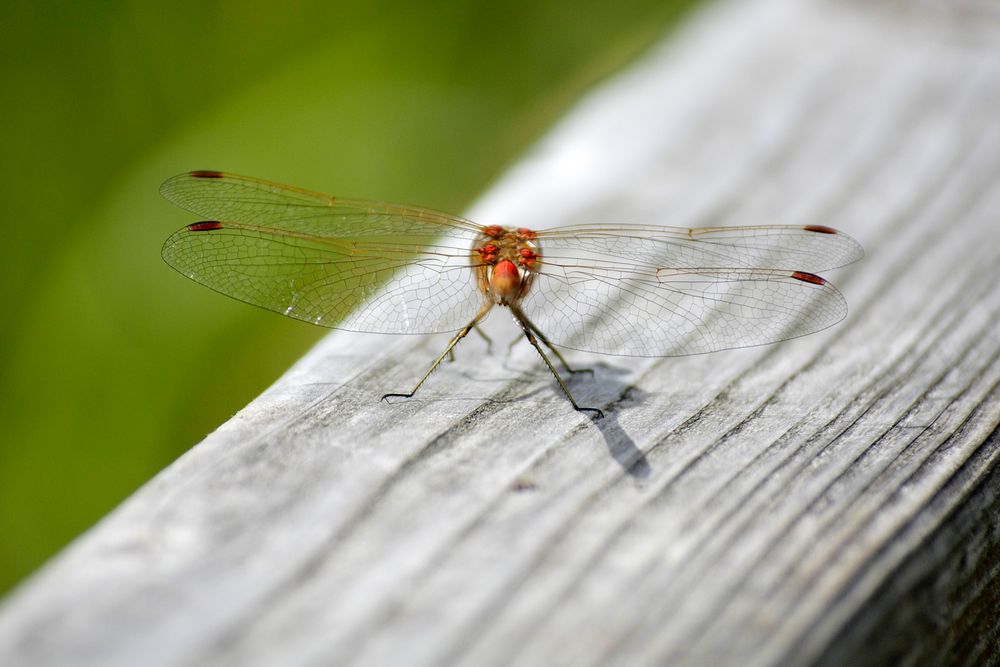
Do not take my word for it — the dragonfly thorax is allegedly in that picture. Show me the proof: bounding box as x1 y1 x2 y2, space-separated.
472 226 541 305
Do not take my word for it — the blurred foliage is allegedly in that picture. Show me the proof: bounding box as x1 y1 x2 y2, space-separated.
0 0 699 594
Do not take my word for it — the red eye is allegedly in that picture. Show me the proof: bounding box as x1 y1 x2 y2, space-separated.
518 248 538 266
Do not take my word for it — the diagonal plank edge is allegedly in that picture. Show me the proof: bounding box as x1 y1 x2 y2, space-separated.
813 416 1000 667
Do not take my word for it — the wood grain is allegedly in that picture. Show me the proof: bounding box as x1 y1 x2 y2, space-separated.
2 1 1000 665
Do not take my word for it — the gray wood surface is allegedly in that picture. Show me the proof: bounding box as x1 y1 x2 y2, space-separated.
3 0 1000 665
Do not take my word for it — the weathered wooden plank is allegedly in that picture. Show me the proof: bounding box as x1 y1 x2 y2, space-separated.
2 0 1000 665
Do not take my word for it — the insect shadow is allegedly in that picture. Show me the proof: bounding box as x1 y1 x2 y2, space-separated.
502 356 651 480
593 388 651 480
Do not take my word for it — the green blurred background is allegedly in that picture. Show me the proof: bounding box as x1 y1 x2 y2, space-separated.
0 0 699 595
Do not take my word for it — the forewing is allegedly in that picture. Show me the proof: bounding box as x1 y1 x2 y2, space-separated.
161 172 485 334
524 228 854 356
536 224 863 273
160 171 484 235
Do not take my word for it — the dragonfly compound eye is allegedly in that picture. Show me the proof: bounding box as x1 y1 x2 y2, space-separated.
477 244 499 263
518 247 539 267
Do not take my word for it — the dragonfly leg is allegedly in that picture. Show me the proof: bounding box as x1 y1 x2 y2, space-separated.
473 326 494 354
506 334 520 360
382 303 492 403
510 306 603 418
447 326 493 363
515 309 594 376
540 335 593 376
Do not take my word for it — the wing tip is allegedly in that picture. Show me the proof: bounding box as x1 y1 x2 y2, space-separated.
186 221 225 232
160 170 234 213
803 225 866 265
791 270 827 285
160 170 225 196
802 224 838 235
189 170 225 179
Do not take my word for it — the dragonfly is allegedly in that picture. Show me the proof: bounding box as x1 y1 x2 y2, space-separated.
161 171 863 418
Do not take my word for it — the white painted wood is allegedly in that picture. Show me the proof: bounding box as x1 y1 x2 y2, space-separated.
3 1 1000 665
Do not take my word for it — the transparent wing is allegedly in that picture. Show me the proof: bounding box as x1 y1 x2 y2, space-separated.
524 225 860 356
536 223 863 272
160 171 485 235
160 172 862 350
160 171 486 334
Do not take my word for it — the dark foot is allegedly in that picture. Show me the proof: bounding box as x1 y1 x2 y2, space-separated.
576 406 605 419
381 392 414 403
566 366 595 376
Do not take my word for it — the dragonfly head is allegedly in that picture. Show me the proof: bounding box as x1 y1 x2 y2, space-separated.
473 226 541 305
